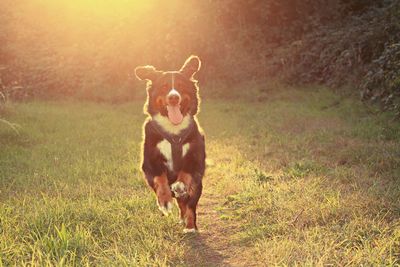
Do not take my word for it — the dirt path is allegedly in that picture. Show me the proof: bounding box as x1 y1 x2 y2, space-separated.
182 174 258 267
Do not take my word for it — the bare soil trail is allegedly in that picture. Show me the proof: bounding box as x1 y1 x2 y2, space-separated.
182 171 259 267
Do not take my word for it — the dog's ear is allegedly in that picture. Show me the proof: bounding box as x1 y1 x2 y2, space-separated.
180 55 201 78
134 65 162 81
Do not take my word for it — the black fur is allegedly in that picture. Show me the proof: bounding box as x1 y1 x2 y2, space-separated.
136 56 205 229
142 119 205 188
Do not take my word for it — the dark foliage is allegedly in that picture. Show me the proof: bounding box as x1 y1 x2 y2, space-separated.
272 0 400 114
361 43 400 115
0 0 398 113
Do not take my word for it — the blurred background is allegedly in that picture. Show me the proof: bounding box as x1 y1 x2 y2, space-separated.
0 0 399 112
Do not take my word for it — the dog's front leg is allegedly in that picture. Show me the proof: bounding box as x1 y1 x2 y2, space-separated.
172 172 200 232
153 173 173 216
171 171 193 198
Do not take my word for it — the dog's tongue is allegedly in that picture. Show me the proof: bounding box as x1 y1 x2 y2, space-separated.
167 105 183 125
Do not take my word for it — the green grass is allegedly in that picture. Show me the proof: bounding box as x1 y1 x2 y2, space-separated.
204 86 400 265
1 85 400 266
0 102 186 266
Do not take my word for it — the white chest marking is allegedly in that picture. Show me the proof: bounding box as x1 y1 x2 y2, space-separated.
156 139 190 171
182 143 190 157
157 140 173 170
152 114 191 135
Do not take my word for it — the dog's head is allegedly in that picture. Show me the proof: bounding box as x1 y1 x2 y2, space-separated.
135 56 201 125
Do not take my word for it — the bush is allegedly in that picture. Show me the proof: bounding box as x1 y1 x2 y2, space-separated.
268 0 400 114
0 0 398 114
361 43 400 115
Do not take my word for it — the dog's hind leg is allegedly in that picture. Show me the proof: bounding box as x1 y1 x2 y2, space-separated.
176 194 198 232
184 181 203 233
153 173 173 216
176 197 187 224
183 205 197 233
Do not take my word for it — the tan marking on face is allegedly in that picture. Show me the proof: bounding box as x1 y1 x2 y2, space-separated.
155 96 166 109
181 94 192 113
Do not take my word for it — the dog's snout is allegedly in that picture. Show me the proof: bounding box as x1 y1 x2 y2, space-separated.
167 89 181 106
169 94 179 103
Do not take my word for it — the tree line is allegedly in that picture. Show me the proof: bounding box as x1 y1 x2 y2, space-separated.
0 0 398 113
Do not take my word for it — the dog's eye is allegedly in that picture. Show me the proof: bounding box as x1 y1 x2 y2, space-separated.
182 94 191 103
156 96 165 106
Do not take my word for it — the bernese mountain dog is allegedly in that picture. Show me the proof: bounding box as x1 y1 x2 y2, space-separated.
135 56 205 233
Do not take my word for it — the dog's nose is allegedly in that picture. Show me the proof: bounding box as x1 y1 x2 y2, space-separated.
167 88 181 106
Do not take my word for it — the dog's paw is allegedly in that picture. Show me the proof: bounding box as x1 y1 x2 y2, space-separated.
183 228 197 234
157 200 173 216
171 181 188 198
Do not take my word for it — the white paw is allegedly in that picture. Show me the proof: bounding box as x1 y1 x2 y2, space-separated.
183 228 197 233
171 181 187 198
157 201 173 216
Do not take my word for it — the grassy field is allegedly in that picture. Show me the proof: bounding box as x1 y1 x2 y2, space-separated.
1 85 400 266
